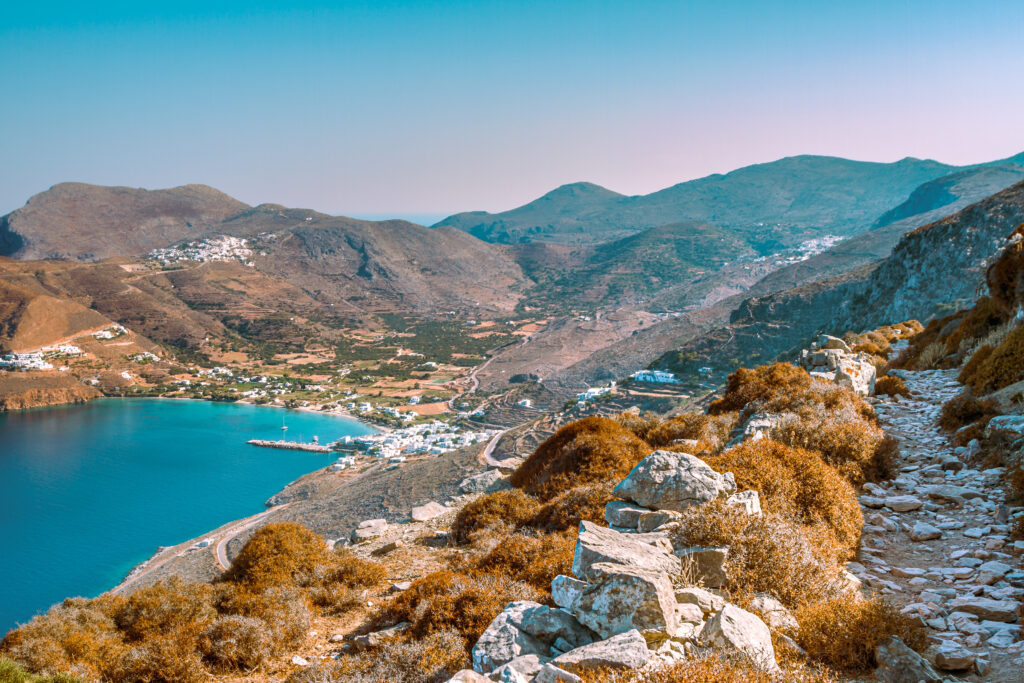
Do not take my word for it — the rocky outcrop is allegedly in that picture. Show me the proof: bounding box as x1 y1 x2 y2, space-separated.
798 335 877 395
0 372 101 411
612 451 736 512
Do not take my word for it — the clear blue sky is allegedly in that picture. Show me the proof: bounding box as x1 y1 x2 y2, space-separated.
2 1 1023 219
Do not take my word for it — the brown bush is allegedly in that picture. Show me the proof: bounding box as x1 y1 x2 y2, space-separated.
770 407 887 484
107 630 207 683
376 571 541 649
613 411 660 442
944 297 1004 355
708 363 812 415
962 322 1024 394
986 224 1024 317
330 549 387 588
216 586 312 651
645 412 733 452
576 654 836 682
890 313 960 370
0 657 81 683
464 530 575 593
451 489 541 545
704 440 862 556
223 522 332 590
529 484 612 532
291 629 467 683
959 343 995 387
938 396 1000 432
199 615 271 672
113 578 215 642
510 417 650 501
672 503 842 609
874 375 910 398
794 595 926 672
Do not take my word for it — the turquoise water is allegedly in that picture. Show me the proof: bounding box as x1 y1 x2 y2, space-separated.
0 398 375 633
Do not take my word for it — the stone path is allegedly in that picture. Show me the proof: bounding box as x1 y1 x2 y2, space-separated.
854 368 1023 681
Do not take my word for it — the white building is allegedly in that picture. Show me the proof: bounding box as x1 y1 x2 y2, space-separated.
632 370 680 384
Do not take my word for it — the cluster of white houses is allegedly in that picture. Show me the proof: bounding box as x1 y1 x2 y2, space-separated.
335 420 495 460
148 235 254 266
0 343 84 371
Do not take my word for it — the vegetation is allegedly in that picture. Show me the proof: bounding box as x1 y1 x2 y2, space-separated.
873 375 909 398
450 489 540 544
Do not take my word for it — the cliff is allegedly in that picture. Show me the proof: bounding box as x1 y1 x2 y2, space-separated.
0 372 102 411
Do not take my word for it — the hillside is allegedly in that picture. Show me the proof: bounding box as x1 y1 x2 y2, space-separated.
436 154 1014 246
0 183 250 261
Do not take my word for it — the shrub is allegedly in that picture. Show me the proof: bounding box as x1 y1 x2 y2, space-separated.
510 417 650 501
529 484 612 532
106 631 207 683
704 440 862 556
223 522 332 590
890 313 960 370
613 411 660 442
943 297 1004 355
464 530 575 593
962 322 1024 394
874 375 910 398
645 413 733 452
708 363 812 415
938 396 1000 432
330 549 387 588
113 578 215 642
291 629 467 683
576 654 836 682
914 341 947 370
199 615 271 672
770 407 887 484
0 658 80 683
451 489 540 545
216 586 312 651
986 224 1024 317
376 571 541 649
794 595 926 672
672 503 843 608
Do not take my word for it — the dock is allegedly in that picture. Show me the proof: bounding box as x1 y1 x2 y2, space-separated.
246 439 334 453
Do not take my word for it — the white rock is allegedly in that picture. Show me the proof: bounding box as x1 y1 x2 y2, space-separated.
551 575 588 609
351 518 388 541
701 604 779 673
884 495 923 512
725 490 761 515
749 593 797 631
411 501 449 522
570 562 679 639
612 450 736 512
472 601 550 673
910 522 942 541
604 500 652 528
572 521 680 579
290 655 310 666
551 630 650 671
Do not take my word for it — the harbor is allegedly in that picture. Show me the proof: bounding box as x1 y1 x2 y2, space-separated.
245 438 333 453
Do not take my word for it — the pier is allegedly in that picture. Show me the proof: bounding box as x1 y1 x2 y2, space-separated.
246 439 334 453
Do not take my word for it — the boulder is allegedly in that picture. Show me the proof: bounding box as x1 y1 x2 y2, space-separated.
701 604 779 673
676 546 729 588
675 602 704 624
835 355 876 396
351 518 388 542
909 522 942 541
570 563 679 639
411 501 449 522
749 593 797 631
534 663 582 683
551 630 650 671
604 501 652 529
884 495 922 512
350 622 409 651
727 413 782 447
675 586 725 614
874 635 942 683
572 522 681 579
819 334 852 352
551 575 588 609
491 655 546 681
637 510 682 532
446 671 491 683
459 469 510 494
934 643 975 671
511 604 595 650
472 601 550 673
725 490 761 516
947 597 1018 622
612 451 735 512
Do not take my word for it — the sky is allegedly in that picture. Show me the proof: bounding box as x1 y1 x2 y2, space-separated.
2 1 1023 221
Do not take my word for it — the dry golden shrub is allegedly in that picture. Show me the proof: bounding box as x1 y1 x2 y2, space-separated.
451 489 541 545
944 297 1004 355
113 578 215 642
464 530 575 593
529 484 611 532
672 503 842 609
704 440 862 555
199 615 271 673
794 595 926 672
577 654 837 683
223 522 332 590
215 586 312 651
938 395 1000 432
510 417 650 501
890 313 960 370
0 657 81 683
708 363 812 415
959 343 995 386
645 412 733 452
962 322 1024 394
874 375 910 398
291 629 467 683
330 548 387 588
106 630 207 683
986 224 1024 317
613 411 660 442
770 407 887 484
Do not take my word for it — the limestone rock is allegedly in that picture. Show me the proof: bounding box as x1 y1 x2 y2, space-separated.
459 469 509 494
551 630 650 671
725 490 761 515
819 334 852 352
637 510 682 533
351 518 388 542
446 670 491 683
874 635 942 683
749 593 797 631
534 664 582 683
411 501 448 522
572 521 681 579
570 563 679 639
947 597 1018 622
604 501 652 529
675 546 729 588
909 521 942 541
884 495 922 512
472 601 550 673
934 643 975 671
612 451 735 512
675 586 725 614
701 604 779 673
511 604 594 651
551 575 588 610
491 655 546 681
350 622 408 651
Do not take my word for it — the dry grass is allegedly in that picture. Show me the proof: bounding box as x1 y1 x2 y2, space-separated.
986 224 1024 317
704 440 862 556
961 322 1024 394
577 654 837 682
510 417 651 501
462 530 576 593
874 375 910 398
645 412 733 452
770 406 889 484
943 297 1004 355
0 658 80 683
793 595 926 672
672 503 843 609
708 363 812 415
450 489 540 545
290 629 467 683
938 395 1000 432
529 484 612 532
890 313 961 370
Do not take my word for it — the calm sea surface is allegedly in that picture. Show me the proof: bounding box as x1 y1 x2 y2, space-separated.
0 398 375 632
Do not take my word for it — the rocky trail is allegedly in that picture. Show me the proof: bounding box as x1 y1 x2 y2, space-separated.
857 367 1024 681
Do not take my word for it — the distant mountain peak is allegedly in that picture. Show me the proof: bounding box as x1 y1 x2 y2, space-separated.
539 182 623 200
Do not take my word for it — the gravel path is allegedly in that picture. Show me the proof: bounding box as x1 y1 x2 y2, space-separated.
855 368 1023 680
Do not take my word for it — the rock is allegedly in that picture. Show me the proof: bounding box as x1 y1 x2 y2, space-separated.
675 602 704 624
391 581 412 592
860 495 886 508
604 501 652 529
727 413 783 447
977 560 1012 582
351 518 388 542
934 643 975 671
676 546 729 588
572 521 681 579
819 334 852 352
701 604 779 673
909 522 942 541
446 670 491 683
350 622 409 651
835 354 877 396
749 593 797 631
570 563 679 639
291 655 310 666
491 655 546 681
551 630 650 671
874 635 942 683
551 575 588 609
534 664 582 683
884 495 923 512
472 601 550 673
636 510 682 533
675 586 726 614
948 597 1019 623
459 469 509 494
725 490 761 515
512 604 594 651
612 450 735 512
411 501 449 522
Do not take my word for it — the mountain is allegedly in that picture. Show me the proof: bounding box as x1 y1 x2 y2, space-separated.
0 183 249 261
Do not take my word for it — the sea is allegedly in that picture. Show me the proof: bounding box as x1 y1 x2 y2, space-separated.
0 398 375 632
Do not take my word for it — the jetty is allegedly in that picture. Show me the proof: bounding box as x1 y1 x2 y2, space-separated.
246 439 334 453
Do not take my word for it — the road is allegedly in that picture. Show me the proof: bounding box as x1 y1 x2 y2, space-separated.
214 505 289 570
479 427 510 468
